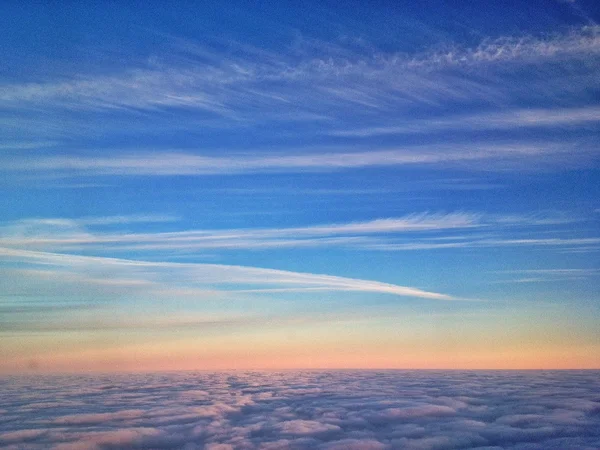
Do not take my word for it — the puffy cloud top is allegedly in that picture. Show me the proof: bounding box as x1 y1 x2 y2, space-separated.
1 371 600 449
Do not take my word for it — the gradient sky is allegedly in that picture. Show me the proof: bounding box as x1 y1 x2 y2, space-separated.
1 0 599 373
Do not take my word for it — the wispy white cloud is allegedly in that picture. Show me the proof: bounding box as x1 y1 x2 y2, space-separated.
208 181 504 195
491 268 599 283
0 26 597 118
0 212 586 254
0 247 456 301
1 140 592 177
76 214 179 225
5 214 178 229
328 106 600 138
491 277 556 284
0 141 59 150
367 237 600 251
404 25 600 68
495 268 599 275
480 237 600 246
0 212 478 244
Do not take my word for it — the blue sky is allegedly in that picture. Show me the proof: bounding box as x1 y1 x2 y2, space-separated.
0 0 599 371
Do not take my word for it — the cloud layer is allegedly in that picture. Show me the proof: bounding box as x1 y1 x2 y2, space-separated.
1 370 599 449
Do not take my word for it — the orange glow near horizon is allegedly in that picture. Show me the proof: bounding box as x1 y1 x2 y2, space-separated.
3 329 599 374
2 304 599 375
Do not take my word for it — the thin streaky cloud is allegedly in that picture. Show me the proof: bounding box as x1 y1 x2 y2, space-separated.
0 142 590 177
490 277 582 284
0 212 479 246
404 25 600 68
328 106 600 138
481 237 600 246
208 181 503 194
367 237 600 251
0 26 597 116
0 212 586 253
76 214 180 225
495 268 599 274
491 274 591 284
282 213 480 235
4 215 179 229
0 141 59 150
86 236 379 252
0 247 456 301
492 268 600 281
558 246 600 253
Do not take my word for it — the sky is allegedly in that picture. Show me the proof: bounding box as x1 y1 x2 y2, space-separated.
0 0 599 373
